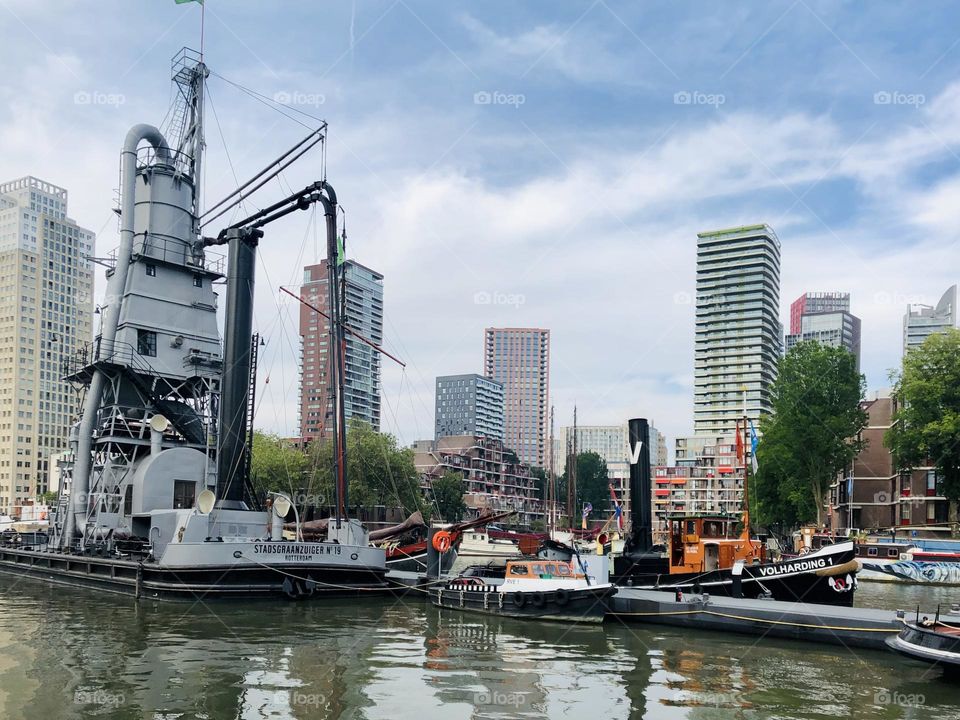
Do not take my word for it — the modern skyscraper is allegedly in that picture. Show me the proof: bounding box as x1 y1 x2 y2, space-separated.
694 224 781 436
299 260 383 441
435 373 504 440
483 327 550 467
0 177 94 514
788 291 849 334
903 285 957 354
785 292 861 369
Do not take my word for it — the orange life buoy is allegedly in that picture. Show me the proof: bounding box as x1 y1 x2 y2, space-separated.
432 530 452 553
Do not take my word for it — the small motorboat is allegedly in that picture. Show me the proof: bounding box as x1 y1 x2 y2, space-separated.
431 556 616 623
886 605 960 676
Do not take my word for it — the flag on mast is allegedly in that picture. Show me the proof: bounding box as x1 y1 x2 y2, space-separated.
735 420 745 465
581 502 592 530
614 501 624 531
749 420 759 473
175 0 204 5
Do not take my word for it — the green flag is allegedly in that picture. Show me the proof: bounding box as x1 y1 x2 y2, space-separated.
336 235 345 266
175 0 203 5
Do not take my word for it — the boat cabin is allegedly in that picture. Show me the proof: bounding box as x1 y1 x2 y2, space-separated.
667 513 764 574
504 559 584 580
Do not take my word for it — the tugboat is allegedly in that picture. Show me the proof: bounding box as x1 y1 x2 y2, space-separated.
612 419 859 607
0 49 387 599
432 556 616 623
887 605 960 676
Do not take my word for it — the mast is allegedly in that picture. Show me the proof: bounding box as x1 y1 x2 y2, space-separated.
567 405 578 527
547 405 555 536
741 386 752 536
328 222 348 523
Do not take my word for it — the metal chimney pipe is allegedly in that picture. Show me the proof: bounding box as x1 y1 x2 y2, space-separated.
627 418 652 553
215 227 261 505
63 125 172 548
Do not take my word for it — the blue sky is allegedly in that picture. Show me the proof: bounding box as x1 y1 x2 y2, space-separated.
1 1 958 453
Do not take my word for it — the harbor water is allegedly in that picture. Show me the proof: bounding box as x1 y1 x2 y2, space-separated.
0 578 955 719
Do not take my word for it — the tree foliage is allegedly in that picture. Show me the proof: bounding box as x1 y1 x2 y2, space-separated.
560 451 610 517
250 421 425 514
754 341 867 528
886 329 960 529
250 431 309 495
430 471 468 522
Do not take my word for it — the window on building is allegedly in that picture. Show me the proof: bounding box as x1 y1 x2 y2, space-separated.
193 275 202 288
173 480 196 509
145 264 156 277
124 485 133 515
137 330 157 357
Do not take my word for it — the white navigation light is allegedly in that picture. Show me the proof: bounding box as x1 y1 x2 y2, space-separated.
149 414 170 433
273 494 292 518
196 489 216 515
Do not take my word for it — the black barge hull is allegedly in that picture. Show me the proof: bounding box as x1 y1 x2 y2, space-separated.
0 545 388 600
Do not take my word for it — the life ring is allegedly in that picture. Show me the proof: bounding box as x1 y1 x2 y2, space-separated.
432 531 452 553
530 592 546 608
511 592 527 608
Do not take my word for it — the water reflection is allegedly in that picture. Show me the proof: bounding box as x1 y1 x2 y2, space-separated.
0 576 956 720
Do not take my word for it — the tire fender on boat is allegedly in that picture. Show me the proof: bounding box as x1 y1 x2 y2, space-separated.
531 592 546 608
511 592 527 608
554 588 570 606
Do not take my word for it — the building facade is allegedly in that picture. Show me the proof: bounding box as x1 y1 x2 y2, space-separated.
299 260 383 441
0 177 94 514
552 422 667 520
903 285 957 354
483 327 550 468
656 434 746 543
788 291 849 334
414 435 543 525
784 292 861 369
694 225 781 437
827 391 948 532
435 373 504 440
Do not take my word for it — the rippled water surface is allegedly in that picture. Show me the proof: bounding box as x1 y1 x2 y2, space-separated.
0 577 956 719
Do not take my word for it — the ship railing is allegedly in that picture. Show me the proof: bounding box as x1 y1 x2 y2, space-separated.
108 235 225 275
136 145 193 178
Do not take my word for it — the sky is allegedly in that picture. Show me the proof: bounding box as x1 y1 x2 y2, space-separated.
1 1 958 456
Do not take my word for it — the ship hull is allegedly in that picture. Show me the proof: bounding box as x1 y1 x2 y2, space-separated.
615 542 859 607
0 545 388 600
431 581 615 623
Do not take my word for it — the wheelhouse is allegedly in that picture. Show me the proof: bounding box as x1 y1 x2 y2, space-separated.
667 513 764 574
504 559 584 580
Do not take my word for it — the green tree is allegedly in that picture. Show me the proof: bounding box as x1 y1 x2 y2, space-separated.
529 466 548 502
250 431 309 496
754 342 868 527
307 419 426 513
560 451 610 519
886 328 960 534
430 471 467 522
